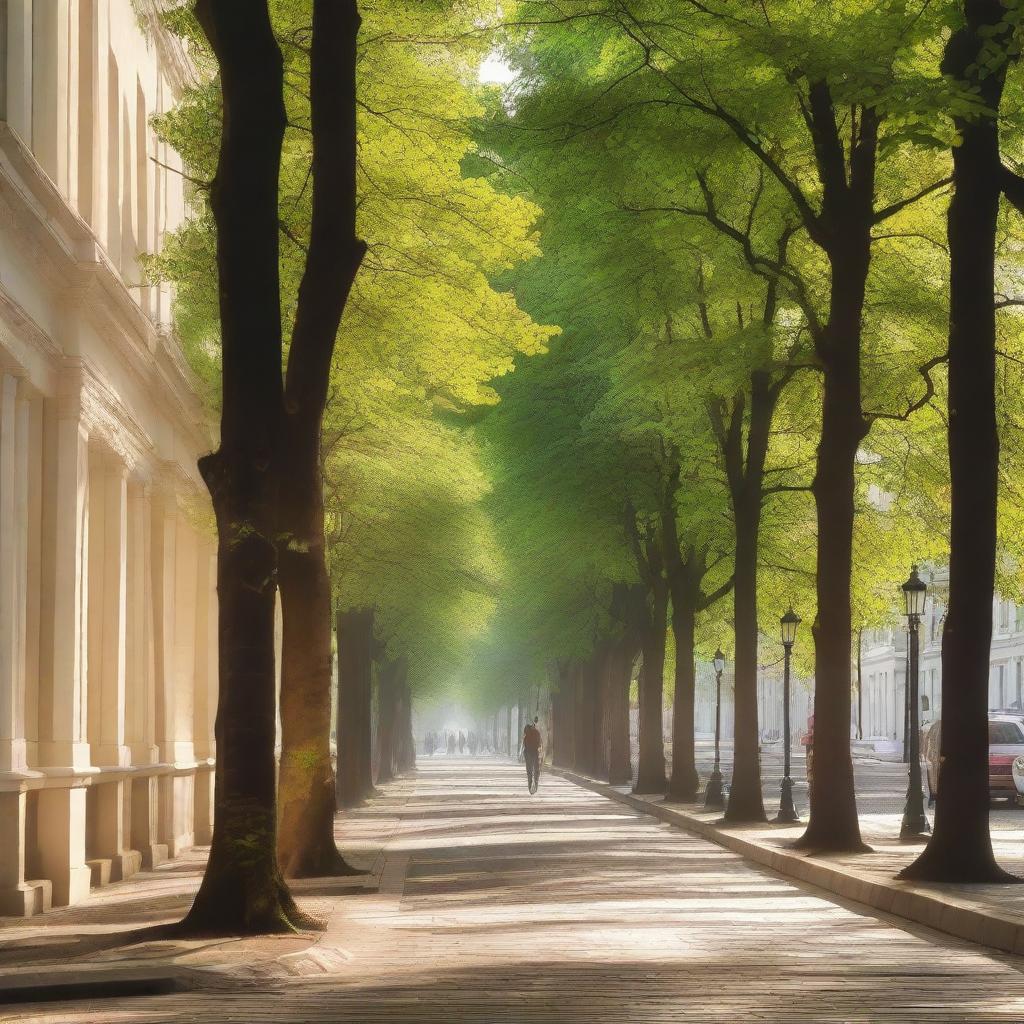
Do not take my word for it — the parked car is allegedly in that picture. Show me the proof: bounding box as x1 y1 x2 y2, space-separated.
922 712 1024 806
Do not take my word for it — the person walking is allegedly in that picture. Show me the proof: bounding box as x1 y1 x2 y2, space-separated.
458 730 466 754
522 717 542 794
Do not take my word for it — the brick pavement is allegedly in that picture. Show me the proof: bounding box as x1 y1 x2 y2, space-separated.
6 760 1024 1022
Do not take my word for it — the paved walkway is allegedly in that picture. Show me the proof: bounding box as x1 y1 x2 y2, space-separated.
7 760 1024 1021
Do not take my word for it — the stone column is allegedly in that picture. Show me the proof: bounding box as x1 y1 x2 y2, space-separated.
36 386 92 907
0 378 47 917
0 375 28 772
5 1 34 145
125 482 163 868
88 457 135 881
151 487 183 855
90 457 128 768
31 0 72 196
192 540 216 844
125 483 155 764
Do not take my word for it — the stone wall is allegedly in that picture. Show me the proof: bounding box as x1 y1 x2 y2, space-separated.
0 0 215 917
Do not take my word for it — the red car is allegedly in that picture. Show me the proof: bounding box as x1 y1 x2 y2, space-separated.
922 713 1024 805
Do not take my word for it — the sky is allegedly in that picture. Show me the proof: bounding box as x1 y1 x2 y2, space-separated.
478 54 517 84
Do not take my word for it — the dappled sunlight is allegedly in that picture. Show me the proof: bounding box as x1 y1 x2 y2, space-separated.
12 761 1024 1022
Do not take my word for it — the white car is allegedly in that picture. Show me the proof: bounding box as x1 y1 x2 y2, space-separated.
922 712 1024 805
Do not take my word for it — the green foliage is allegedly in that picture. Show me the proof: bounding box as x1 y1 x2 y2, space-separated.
152 0 1024 714
150 0 555 698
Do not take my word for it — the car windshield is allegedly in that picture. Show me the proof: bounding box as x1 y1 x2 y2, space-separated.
989 721 1024 744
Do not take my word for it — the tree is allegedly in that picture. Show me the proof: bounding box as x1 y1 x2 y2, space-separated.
275 0 367 881
501 0 951 851
182 0 302 933
152 0 553 877
901 0 1023 883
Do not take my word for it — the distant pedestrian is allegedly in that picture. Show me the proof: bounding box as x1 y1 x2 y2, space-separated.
447 731 456 756
468 731 479 756
425 731 435 756
522 717 542 794
458 730 466 754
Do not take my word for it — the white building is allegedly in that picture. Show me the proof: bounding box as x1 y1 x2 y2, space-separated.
0 2 216 916
859 572 1024 750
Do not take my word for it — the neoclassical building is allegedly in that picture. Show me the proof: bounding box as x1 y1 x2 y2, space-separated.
0 1 215 916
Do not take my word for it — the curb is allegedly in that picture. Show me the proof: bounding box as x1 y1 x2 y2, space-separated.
552 766 1024 956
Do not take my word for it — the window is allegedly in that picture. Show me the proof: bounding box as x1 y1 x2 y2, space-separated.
989 721 1024 745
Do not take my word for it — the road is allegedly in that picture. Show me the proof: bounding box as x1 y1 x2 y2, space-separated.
8 759 1024 1022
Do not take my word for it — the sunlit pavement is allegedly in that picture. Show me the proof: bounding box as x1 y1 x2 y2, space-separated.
9 758 1024 1022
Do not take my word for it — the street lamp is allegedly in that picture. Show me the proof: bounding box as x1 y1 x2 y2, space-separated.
705 648 726 809
900 565 930 839
776 607 801 823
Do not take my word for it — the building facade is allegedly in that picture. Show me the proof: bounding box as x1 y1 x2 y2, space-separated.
859 572 1024 748
0 1 215 917
689 570 1024 763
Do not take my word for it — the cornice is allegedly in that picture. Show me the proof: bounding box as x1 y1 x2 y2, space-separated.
0 125 213 456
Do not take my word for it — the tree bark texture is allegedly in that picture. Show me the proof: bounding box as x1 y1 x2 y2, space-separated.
336 607 375 808
667 597 698 801
901 0 1017 882
798 237 872 853
635 578 669 794
374 659 404 785
182 0 302 933
276 0 366 880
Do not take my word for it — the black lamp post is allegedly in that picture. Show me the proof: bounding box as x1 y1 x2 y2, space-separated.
900 565 930 839
776 607 801 823
705 648 726 809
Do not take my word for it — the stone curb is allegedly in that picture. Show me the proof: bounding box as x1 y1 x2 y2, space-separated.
552 766 1024 956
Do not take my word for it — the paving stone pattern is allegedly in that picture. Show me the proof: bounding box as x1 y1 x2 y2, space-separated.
6 760 1024 1022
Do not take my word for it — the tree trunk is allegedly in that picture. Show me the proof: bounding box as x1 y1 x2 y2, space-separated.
552 665 574 768
336 607 375 808
397 678 416 772
725 494 767 822
604 638 634 784
375 659 403 785
667 597 698 801
634 581 669 794
901 1 1016 882
592 644 611 781
572 662 592 774
278 540 358 876
182 1 303 934
796 242 871 853
274 0 365 881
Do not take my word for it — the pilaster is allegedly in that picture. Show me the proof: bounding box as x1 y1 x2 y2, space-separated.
0 375 28 771
125 481 156 765
36 785 90 907
89 457 129 768
5 1 34 145
39 385 91 770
